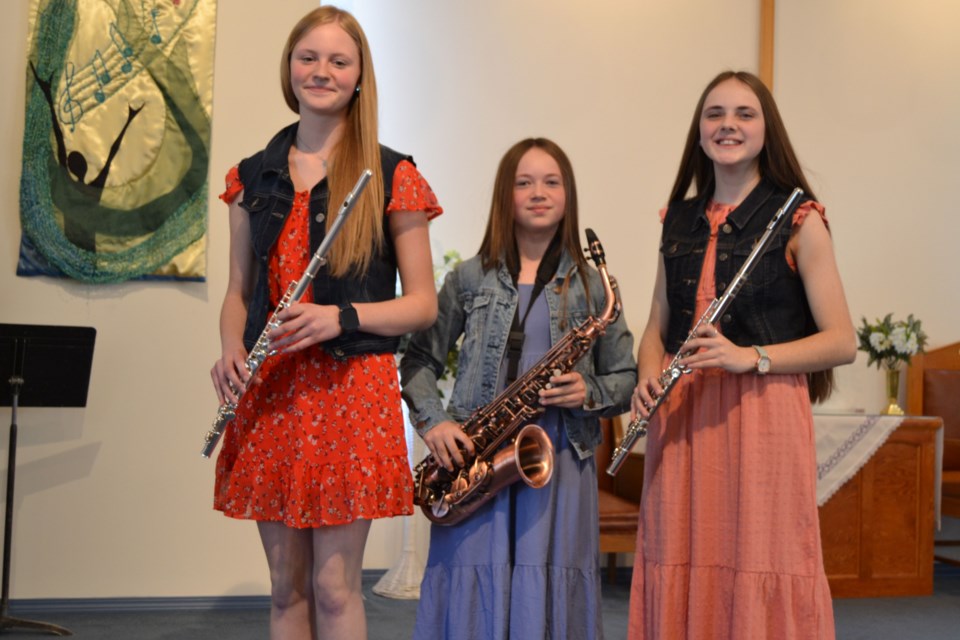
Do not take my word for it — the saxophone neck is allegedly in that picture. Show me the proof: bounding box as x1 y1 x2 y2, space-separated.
584 228 620 328
598 266 621 326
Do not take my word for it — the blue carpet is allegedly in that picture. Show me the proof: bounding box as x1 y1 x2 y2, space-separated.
5 563 959 639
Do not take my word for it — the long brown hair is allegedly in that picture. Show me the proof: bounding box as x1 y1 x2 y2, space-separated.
669 71 816 204
280 6 383 276
478 138 593 322
670 71 834 402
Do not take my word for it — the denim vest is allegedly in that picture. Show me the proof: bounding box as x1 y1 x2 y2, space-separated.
400 250 637 459
236 123 410 359
661 178 816 353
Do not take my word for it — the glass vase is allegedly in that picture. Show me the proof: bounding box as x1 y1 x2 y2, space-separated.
881 366 905 415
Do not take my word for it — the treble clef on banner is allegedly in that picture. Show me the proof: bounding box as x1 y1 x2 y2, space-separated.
57 62 83 132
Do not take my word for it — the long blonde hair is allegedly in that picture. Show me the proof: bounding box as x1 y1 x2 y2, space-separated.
280 6 383 276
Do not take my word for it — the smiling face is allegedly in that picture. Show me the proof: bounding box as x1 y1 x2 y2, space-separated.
512 147 567 241
699 77 765 175
289 21 361 117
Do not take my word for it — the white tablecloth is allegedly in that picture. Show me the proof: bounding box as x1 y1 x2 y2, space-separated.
814 414 943 526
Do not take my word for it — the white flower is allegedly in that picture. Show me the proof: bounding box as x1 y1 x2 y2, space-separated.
890 326 909 354
904 333 919 355
869 332 889 352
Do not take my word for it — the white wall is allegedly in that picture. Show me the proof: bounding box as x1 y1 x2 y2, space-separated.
0 0 955 599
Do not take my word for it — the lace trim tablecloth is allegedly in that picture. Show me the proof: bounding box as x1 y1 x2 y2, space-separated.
814 413 943 527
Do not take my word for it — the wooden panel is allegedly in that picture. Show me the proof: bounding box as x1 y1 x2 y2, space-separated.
819 417 941 597
819 473 861 578
871 441 921 576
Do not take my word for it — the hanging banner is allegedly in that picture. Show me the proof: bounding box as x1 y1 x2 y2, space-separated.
18 0 216 283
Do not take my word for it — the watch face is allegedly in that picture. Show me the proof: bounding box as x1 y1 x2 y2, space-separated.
757 357 771 374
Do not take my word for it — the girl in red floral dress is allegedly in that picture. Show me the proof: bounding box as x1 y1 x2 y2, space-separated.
209 7 442 639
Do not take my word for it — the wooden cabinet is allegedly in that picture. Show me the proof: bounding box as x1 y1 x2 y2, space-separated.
818 417 942 597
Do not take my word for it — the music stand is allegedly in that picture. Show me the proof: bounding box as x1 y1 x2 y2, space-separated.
0 324 96 637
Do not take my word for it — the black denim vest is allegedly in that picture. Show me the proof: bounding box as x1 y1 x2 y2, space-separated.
661 178 816 353
236 123 410 359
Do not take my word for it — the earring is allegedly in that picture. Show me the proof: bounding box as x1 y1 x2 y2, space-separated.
355 85 361 94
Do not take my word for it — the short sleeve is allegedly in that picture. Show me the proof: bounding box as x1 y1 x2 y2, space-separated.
386 160 443 220
786 200 828 271
219 165 243 205
793 200 828 230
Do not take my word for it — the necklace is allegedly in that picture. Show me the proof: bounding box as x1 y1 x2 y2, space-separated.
295 134 328 170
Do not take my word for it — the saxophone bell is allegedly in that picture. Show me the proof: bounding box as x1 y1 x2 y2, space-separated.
421 424 555 526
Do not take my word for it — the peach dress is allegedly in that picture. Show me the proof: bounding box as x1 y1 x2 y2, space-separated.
627 201 836 639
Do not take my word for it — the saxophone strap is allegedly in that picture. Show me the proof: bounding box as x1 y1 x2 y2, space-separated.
505 234 563 384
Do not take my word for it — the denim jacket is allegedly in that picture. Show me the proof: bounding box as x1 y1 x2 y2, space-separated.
236 123 410 359
400 250 637 459
661 178 817 353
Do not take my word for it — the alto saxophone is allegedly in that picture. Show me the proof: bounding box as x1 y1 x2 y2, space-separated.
201 170 373 458
606 187 805 476
413 228 622 525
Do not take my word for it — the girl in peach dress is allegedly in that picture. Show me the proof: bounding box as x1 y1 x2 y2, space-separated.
627 71 856 639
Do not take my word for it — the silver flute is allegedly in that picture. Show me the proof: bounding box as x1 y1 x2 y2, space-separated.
201 169 373 458
606 187 804 476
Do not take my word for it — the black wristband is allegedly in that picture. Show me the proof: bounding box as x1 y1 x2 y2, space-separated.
338 302 359 336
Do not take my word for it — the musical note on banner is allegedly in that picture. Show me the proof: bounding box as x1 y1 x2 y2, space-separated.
148 4 163 44
57 62 83 132
91 50 111 103
110 23 135 74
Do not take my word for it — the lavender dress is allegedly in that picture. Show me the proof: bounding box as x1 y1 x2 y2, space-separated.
413 284 604 640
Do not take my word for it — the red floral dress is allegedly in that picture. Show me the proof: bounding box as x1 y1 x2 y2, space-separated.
214 160 442 528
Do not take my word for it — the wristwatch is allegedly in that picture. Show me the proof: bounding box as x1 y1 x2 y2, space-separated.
338 302 360 336
752 345 771 375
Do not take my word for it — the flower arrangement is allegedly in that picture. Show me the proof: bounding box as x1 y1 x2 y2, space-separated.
856 313 927 369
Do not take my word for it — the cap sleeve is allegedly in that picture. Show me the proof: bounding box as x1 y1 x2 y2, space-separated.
219 165 243 205
793 200 828 230
386 160 443 220
786 200 828 272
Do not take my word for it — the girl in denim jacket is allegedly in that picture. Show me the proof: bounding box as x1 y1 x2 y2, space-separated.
402 138 636 639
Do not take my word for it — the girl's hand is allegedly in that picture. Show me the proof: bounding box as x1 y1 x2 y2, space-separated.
211 345 254 405
631 370 664 420
423 421 476 472
539 371 587 408
678 324 755 373
268 302 342 353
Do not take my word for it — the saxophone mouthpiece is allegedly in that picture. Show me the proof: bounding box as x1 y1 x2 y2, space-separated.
584 228 606 266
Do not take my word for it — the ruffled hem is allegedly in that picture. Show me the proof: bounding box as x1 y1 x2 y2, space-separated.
415 563 603 640
214 453 413 528
629 561 835 640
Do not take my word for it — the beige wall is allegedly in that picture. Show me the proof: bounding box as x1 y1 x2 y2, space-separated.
0 0 955 599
